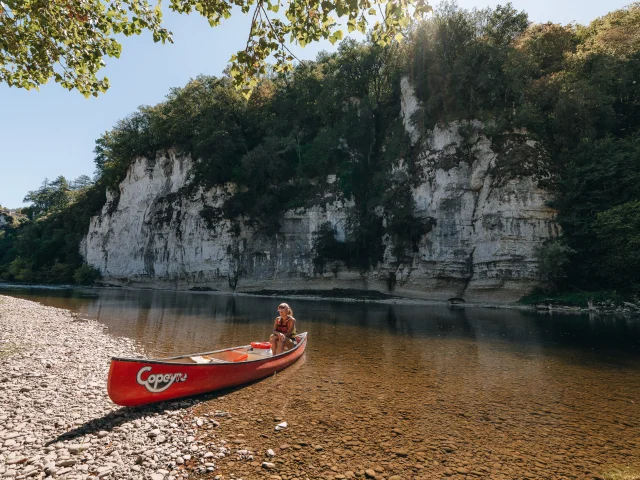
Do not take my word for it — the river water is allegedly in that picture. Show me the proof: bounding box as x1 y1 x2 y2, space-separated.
2 286 640 479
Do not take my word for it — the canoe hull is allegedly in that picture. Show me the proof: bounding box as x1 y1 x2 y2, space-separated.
107 334 307 407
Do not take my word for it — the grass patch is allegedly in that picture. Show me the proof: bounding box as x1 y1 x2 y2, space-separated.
0 342 23 359
602 466 640 480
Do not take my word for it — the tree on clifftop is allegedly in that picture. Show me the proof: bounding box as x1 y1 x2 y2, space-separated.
0 0 431 98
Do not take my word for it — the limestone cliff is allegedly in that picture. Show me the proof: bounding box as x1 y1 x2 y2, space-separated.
82 79 558 303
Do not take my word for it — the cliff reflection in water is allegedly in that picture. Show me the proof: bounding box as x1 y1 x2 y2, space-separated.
3 286 639 360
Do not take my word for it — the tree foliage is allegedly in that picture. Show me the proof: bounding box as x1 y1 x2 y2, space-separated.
0 0 171 96
21 175 94 220
0 177 105 284
535 239 575 293
0 0 431 97
595 201 640 287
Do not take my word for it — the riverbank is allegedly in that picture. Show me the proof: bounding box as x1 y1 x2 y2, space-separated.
521 290 640 315
0 282 561 312
0 295 225 480
3 282 640 319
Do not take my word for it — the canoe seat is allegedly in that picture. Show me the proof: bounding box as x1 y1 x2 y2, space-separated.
189 356 227 364
245 353 267 361
186 350 249 363
232 352 249 362
190 356 211 364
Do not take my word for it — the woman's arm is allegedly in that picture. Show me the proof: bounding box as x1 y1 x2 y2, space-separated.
272 317 280 335
285 317 296 336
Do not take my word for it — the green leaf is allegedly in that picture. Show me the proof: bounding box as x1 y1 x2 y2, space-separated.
0 0 435 97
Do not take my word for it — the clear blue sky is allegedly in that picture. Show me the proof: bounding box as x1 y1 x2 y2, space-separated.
0 0 631 208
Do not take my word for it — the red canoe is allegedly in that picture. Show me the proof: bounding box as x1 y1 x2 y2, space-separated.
107 333 307 407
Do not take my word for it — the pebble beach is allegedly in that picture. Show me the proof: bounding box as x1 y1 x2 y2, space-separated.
0 295 225 480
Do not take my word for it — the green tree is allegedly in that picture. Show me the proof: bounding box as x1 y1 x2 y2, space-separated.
1 0 171 96
0 172 108 284
575 3 640 58
70 175 94 191
1 0 432 97
515 23 576 77
406 1 530 124
482 3 529 48
23 176 72 219
535 239 575 293
595 200 640 286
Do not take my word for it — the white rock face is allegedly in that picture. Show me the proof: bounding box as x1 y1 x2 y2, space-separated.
82 80 558 303
389 122 558 302
400 77 421 145
0 210 13 228
83 152 236 287
82 151 354 292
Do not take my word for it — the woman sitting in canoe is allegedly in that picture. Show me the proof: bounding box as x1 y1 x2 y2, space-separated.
270 303 297 355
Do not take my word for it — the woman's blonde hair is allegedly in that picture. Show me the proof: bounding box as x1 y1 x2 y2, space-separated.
278 302 293 317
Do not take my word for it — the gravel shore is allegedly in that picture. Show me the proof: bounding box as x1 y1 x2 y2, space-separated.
0 295 223 480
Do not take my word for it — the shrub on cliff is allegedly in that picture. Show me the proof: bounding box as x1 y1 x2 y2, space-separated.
312 223 350 273
535 240 575 293
73 265 102 285
595 201 640 288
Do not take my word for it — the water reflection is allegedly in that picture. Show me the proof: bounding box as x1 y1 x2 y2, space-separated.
1 286 639 360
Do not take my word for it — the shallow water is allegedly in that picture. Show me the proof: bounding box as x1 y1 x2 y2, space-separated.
3 286 640 478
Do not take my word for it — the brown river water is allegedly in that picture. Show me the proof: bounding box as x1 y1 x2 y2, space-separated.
2 286 640 480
